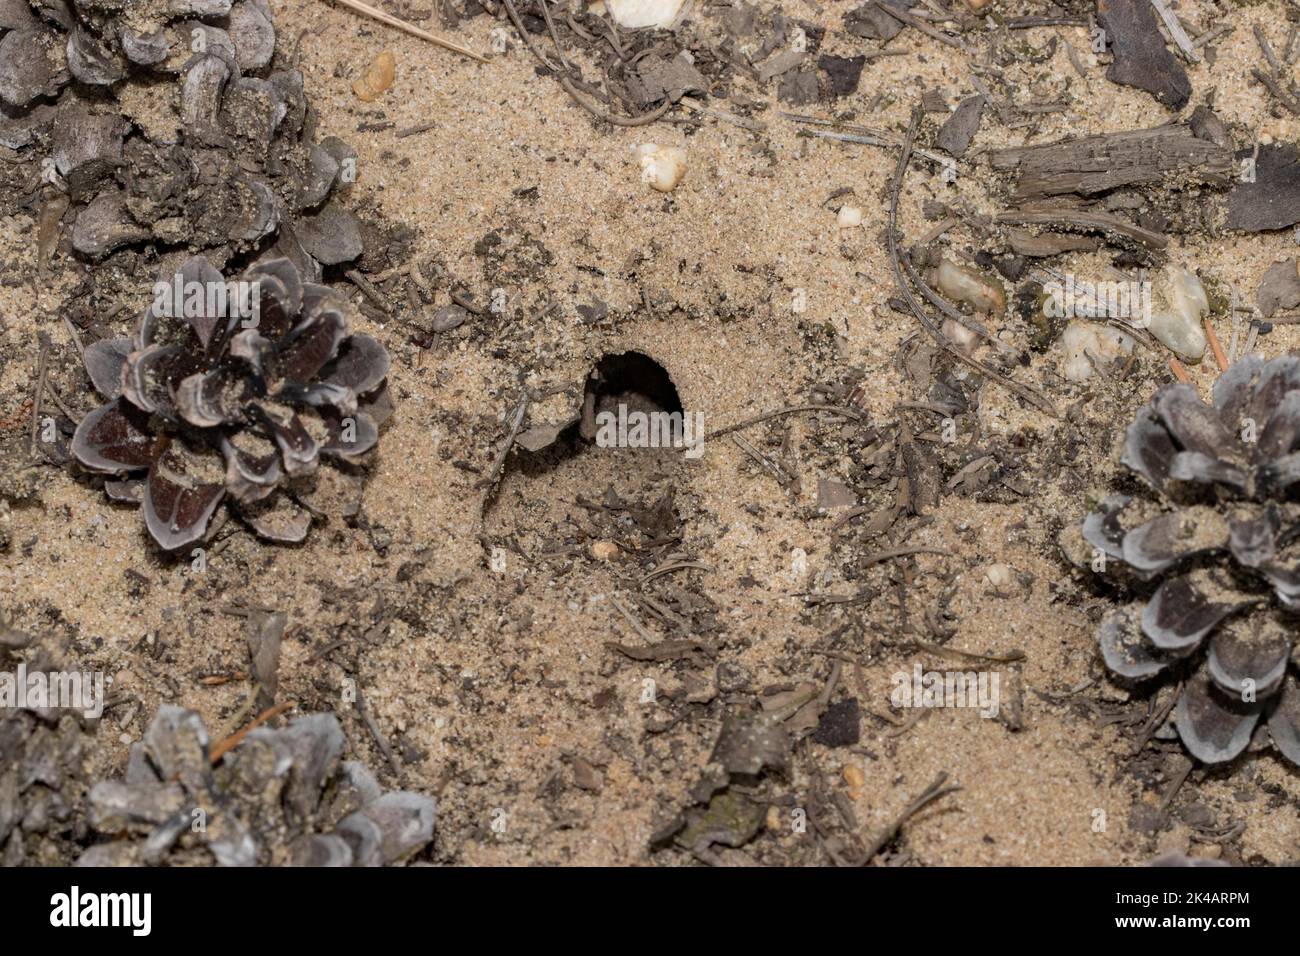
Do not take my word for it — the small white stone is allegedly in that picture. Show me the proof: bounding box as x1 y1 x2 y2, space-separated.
985 563 1013 588
1147 267 1208 362
837 205 863 228
605 0 685 30
637 144 686 192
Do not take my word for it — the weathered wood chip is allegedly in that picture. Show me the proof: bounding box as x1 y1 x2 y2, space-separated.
936 94 985 158
987 125 1232 201
628 54 708 106
1006 227 1099 257
1096 0 1191 110
1226 144 1300 233
756 48 804 82
1258 259 1300 317
843 0 908 41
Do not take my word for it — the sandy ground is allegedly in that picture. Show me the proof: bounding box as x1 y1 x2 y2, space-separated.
2 0 1299 865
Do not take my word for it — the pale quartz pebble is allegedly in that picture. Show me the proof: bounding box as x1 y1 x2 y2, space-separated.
604 0 685 29
1146 267 1208 362
1059 321 1134 382
637 144 686 192
590 540 618 560
985 563 1013 588
935 258 1006 317
837 205 863 228
941 317 979 355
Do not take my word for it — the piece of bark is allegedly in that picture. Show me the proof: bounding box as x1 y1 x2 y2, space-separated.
1188 105 1231 148
1226 143 1300 233
818 54 865 98
628 55 708 106
1257 259 1300 317
1096 0 1191 110
936 94 985 157
921 89 948 114
778 70 818 106
997 204 1167 252
987 124 1232 201
816 477 857 511
1006 227 1099 257
843 0 908 41
757 48 804 82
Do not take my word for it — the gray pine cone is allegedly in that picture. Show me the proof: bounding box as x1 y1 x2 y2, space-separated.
1081 354 1300 767
79 706 436 867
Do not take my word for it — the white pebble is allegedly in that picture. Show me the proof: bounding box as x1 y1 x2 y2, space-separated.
985 563 1013 588
637 144 686 193
605 0 684 28
942 317 979 355
1147 267 1208 362
837 205 863 228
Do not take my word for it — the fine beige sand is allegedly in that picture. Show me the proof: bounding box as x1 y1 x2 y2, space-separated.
2 0 1298 865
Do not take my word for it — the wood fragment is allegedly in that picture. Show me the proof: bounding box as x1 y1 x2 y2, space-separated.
997 207 1166 252
861 545 952 567
1250 68 1300 116
346 269 391 314
480 392 530 495
396 121 437 138
356 688 404 779
987 125 1232 201
680 96 767 132
872 0 966 49
1150 0 1200 63
711 403 864 439
29 334 49 454
911 637 1025 663
730 433 792 485
641 562 712 585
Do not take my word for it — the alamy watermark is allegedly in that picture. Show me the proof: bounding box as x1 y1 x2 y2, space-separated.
152 274 261 328
0 663 105 718
50 886 151 936
594 403 705 459
890 664 1000 718
1042 275 1152 324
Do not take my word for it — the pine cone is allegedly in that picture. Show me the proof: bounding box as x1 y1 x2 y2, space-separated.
79 707 436 866
72 256 392 549
1080 355 1300 767
1 0 363 265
